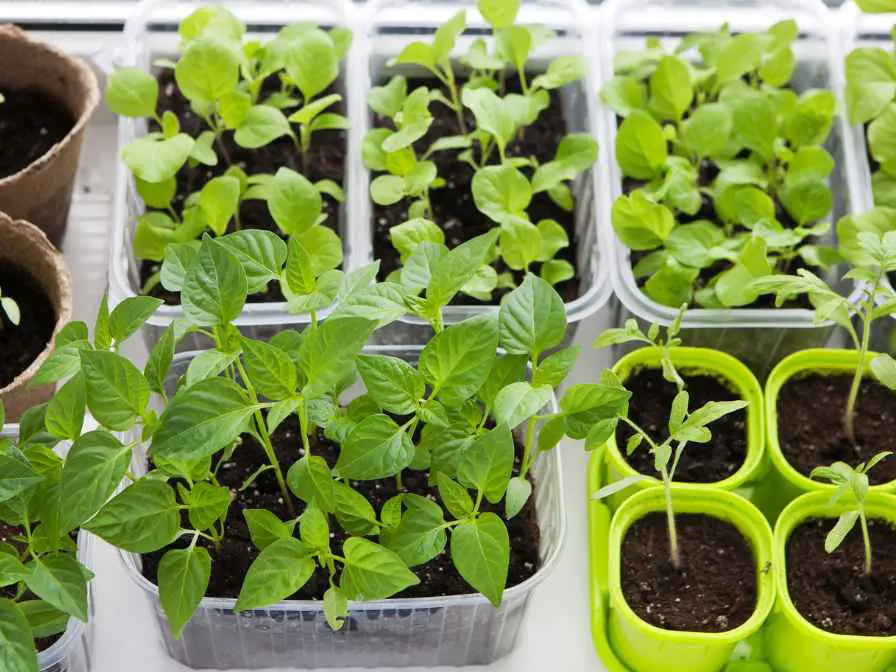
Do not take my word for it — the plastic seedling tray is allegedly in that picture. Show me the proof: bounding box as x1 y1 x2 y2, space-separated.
359 0 613 346
588 449 777 672
120 347 566 669
598 0 852 378
106 0 363 352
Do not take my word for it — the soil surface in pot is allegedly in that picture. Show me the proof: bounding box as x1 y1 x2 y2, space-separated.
621 512 757 632
787 517 896 635
0 86 75 179
372 77 582 305
777 372 896 484
139 70 347 306
0 261 56 389
141 414 541 600
615 367 747 482
0 522 70 651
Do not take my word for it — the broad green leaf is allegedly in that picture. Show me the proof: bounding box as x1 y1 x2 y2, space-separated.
463 87 517 152
732 91 777 161
285 28 339 101
198 176 240 235
287 455 336 512
217 229 288 295
681 102 731 159
390 219 445 262
450 513 509 607
323 587 348 630
505 476 531 519
369 76 407 118
380 494 447 567
498 273 566 355
612 192 674 250
532 55 587 90
158 546 211 638
493 382 553 430
122 134 194 184
437 473 474 519
825 511 859 553
24 555 88 621
80 350 149 430
357 354 424 415
235 538 315 611
869 103 896 169
336 414 414 480
109 296 163 344
85 479 179 553
106 67 159 118
845 47 896 125
0 599 37 672
615 110 667 179
340 538 419 601
267 168 322 236
457 425 514 503
649 55 692 121
181 238 248 326
234 105 291 149
600 75 647 117
241 337 297 401
45 373 85 441
0 453 42 504
786 89 836 148
716 33 762 85
298 317 376 397
245 509 295 550
60 430 131 532
333 482 379 536
426 230 499 309
419 314 499 406
182 482 231 530
175 37 240 105
478 0 519 28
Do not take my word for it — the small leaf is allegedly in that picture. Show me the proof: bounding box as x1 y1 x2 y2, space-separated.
825 511 860 554
158 546 211 639
235 538 315 611
85 479 180 553
450 513 509 607
340 538 419 601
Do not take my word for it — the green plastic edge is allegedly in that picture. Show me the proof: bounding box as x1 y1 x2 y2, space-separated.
603 346 766 500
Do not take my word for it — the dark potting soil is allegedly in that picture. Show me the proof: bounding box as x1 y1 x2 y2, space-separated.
371 77 582 305
787 517 896 636
141 414 541 600
621 513 758 632
0 522 66 652
615 367 748 483
777 372 896 484
0 260 56 389
0 86 75 179
139 70 347 305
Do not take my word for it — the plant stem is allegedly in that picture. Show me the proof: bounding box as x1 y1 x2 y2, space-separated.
662 468 680 569
519 416 538 479
845 276 880 449
860 508 873 576
442 66 468 134
298 401 312 457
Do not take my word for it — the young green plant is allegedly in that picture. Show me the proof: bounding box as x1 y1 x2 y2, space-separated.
810 451 892 575
0 284 20 328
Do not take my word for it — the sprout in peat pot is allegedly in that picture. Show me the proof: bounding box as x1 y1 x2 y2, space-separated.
0 283 20 329
106 5 351 303
365 0 596 304
753 206 896 463
811 452 892 576
39 230 592 641
0 401 96 672
602 20 840 308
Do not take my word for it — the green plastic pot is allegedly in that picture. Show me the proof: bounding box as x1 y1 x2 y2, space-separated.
601 346 765 509
764 490 896 672
758 349 896 520
607 486 775 672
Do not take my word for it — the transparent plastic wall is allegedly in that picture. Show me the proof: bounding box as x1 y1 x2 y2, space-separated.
122 349 566 669
359 0 614 346
107 0 362 352
598 0 849 377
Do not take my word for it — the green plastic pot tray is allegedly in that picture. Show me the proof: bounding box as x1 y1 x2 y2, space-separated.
587 448 783 672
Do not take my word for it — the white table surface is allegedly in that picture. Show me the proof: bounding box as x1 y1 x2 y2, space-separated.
41 28 615 672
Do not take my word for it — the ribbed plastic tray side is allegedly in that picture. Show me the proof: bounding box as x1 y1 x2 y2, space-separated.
106 0 360 352
119 347 566 669
359 0 613 346
597 0 847 376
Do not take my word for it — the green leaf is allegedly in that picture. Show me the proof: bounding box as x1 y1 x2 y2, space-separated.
24 555 88 622
357 354 424 415
845 47 896 125
869 103 896 170
85 479 179 553
19 601 69 639
825 511 860 553
175 36 239 105
337 414 414 480
612 192 674 250
681 102 731 159
241 337 296 401
462 87 517 152
109 296 163 345
732 91 777 161
333 482 379 536
122 134 194 184
217 229 287 295
498 273 566 355
198 176 240 235
369 76 407 118
182 238 248 326
340 537 419 601
182 482 231 530
532 55 587 90
151 377 259 462
665 220 726 268
298 317 376 397
420 314 499 406
234 105 292 149
160 241 200 291
532 346 579 388
235 538 315 611
245 509 294 550
390 219 445 262
179 5 243 42
158 546 211 639
382 88 432 152
80 350 149 430
106 67 159 118
0 599 37 672
267 168 322 236
45 373 85 441
649 55 692 121
716 33 762 85
600 75 647 117
615 110 667 179
285 28 339 101
871 354 896 390
380 494 447 567
60 430 131 532
323 587 348 631
478 0 519 28
370 175 407 206
0 453 42 504
505 476 531 519
287 455 336 512
457 425 514 503
437 473 474 519
450 513 509 606
493 382 553 430
716 185 775 228
499 218 541 271
433 10 467 63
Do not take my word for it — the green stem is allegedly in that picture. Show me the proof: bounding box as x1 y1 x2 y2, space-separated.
298 400 312 457
442 66 468 134
846 275 880 448
520 416 538 479
661 468 680 569
860 507 872 576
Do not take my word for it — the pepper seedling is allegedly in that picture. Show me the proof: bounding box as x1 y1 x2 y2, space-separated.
752 206 896 447
0 284 20 328
810 451 892 575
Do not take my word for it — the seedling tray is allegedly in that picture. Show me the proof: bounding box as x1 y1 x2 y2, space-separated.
588 449 780 672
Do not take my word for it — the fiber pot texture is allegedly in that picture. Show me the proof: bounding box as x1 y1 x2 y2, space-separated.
601 346 765 510
0 25 99 246
764 491 896 672
606 486 775 672
758 349 896 519
0 212 72 421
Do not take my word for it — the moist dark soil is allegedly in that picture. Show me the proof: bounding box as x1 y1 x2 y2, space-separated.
615 367 748 483
372 77 582 305
777 372 896 484
0 86 74 179
621 512 758 632
139 70 347 305
0 261 56 389
0 523 66 652
141 414 541 600
787 517 896 636
620 124 815 310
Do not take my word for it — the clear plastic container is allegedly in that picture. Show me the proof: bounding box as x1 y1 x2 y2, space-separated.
106 0 362 352
0 425 95 672
120 348 566 669
597 0 851 377
358 0 614 346
838 1 896 355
